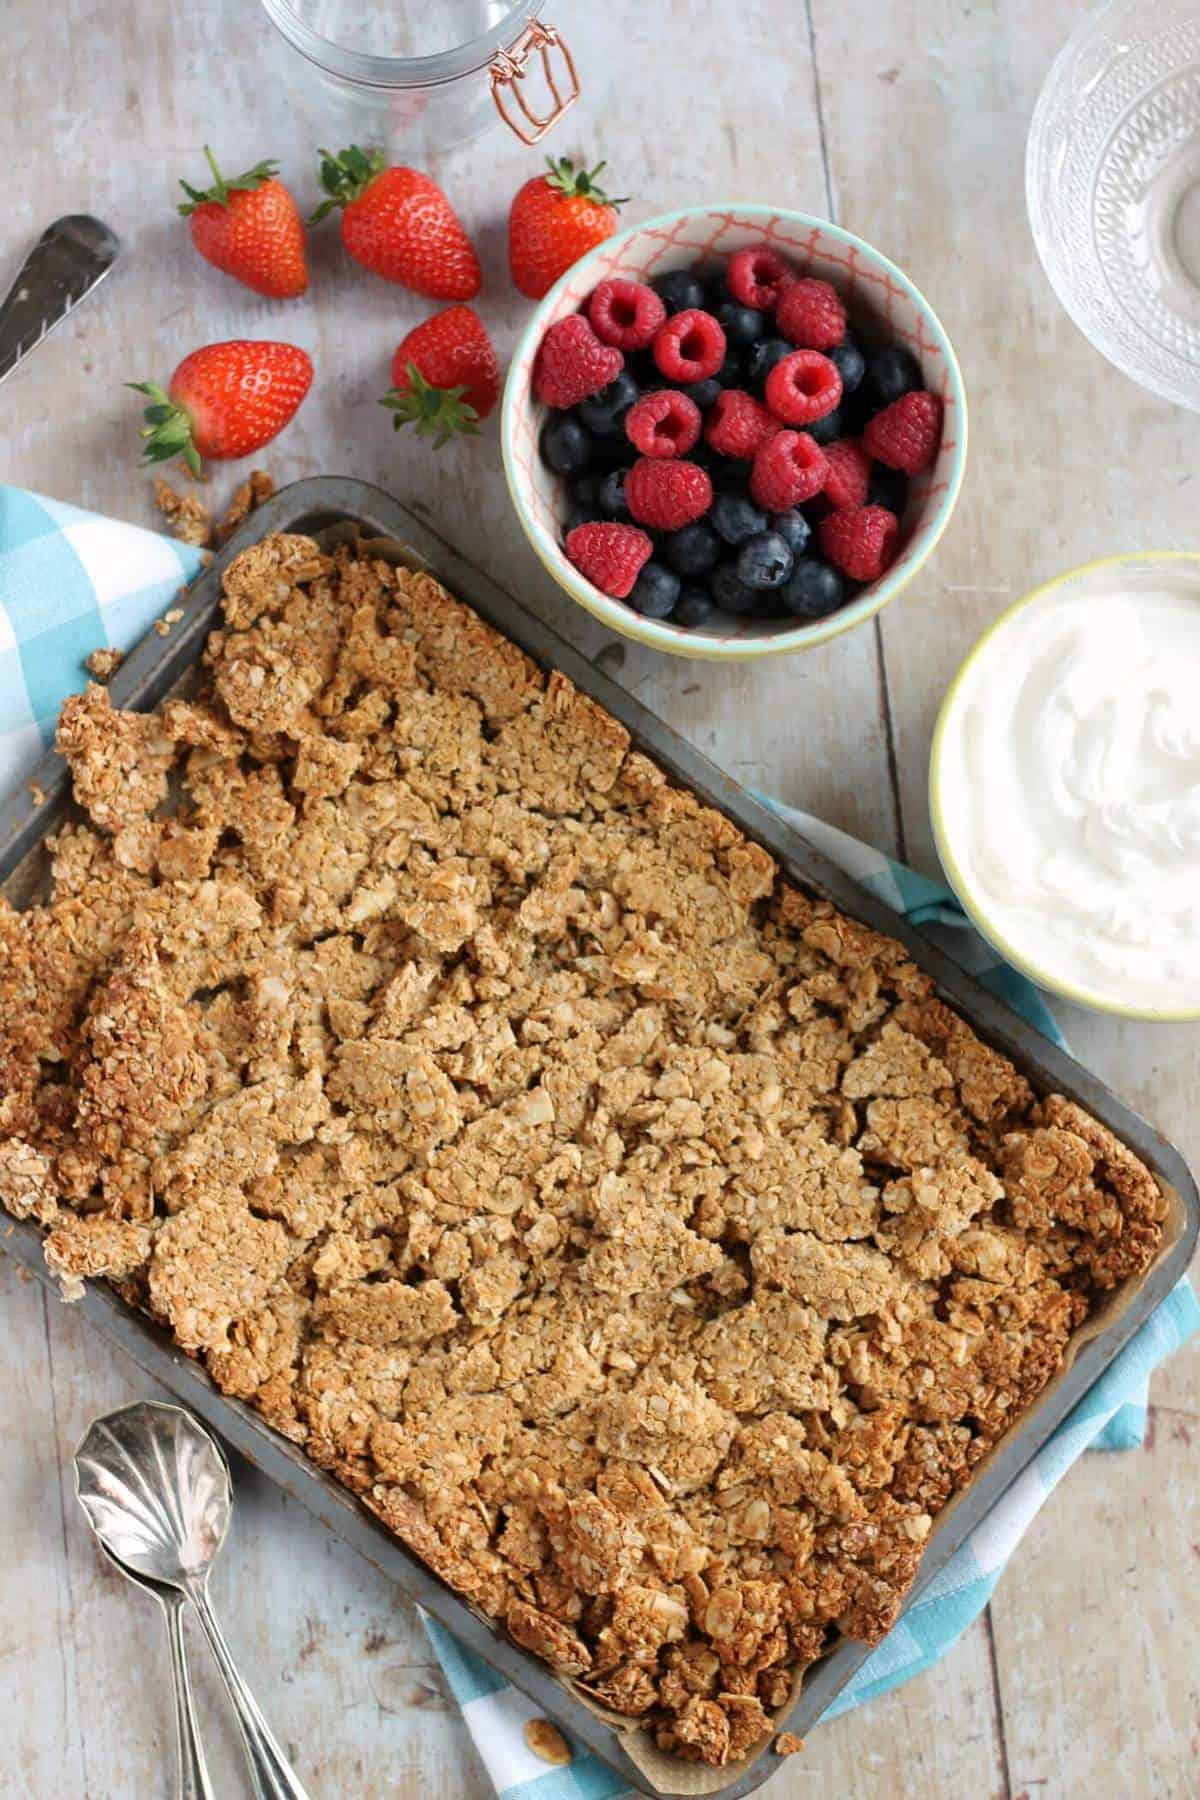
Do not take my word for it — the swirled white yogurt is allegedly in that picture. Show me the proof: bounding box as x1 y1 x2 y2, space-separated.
934 561 1200 1014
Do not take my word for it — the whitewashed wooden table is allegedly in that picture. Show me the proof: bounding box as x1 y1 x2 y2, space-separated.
1 1 1197 1794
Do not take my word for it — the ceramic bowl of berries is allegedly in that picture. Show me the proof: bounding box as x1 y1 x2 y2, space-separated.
501 203 967 657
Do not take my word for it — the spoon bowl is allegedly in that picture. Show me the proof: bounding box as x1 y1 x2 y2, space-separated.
75 1401 231 1589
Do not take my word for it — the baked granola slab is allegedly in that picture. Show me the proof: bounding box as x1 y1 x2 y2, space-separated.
0 536 1166 1768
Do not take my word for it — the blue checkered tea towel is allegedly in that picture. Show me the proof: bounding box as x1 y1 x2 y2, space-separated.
1 486 1195 1800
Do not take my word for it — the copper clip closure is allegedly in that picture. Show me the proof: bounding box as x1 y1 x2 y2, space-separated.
489 21 580 145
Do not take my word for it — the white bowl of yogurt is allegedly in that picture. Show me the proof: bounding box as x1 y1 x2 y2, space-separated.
930 553 1200 1020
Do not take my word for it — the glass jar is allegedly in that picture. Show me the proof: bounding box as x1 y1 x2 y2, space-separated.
260 0 583 157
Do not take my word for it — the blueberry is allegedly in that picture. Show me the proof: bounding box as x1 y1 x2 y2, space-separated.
577 369 639 436
679 376 722 410
713 458 752 496
807 405 844 446
780 556 847 621
712 492 768 546
625 349 660 389
598 468 632 523
709 562 761 615
754 593 793 619
591 433 637 474
737 531 794 590
715 301 766 348
702 268 730 310
539 414 594 476
716 351 747 389
867 464 909 516
652 269 707 313
829 332 866 395
628 561 681 619
839 386 876 435
744 336 792 394
663 521 722 577
769 510 812 556
865 343 922 406
565 473 603 530
673 583 718 628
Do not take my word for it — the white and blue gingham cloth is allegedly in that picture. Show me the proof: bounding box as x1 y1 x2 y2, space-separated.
2 486 1196 1798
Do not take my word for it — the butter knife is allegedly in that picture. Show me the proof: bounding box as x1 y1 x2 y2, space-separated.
0 214 119 388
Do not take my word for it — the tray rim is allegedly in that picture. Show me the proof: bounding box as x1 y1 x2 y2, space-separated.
1 474 1195 1800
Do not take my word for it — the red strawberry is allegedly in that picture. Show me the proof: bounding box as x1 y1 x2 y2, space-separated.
818 505 900 582
534 315 623 409
178 147 307 300
704 389 778 459
822 439 872 510
863 391 943 474
312 146 480 299
566 522 652 598
380 306 499 447
625 458 712 531
776 277 847 351
130 341 313 474
509 157 625 301
750 431 827 511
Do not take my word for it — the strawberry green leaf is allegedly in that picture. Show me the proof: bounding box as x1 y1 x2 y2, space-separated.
178 145 280 215
127 381 202 476
379 364 481 450
309 144 387 222
542 156 628 208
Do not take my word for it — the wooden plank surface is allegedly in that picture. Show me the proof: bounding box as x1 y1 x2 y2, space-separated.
0 0 1196 1794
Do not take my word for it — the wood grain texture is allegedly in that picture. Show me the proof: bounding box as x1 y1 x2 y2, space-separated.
0 0 1196 1794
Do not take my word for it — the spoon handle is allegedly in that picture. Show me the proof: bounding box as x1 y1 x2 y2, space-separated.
162 1596 217 1800
188 1586 310 1800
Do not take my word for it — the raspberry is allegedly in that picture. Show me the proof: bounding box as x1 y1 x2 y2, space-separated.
863 390 943 474
587 279 667 352
749 431 827 511
625 390 702 459
625 456 713 530
765 350 843 426
726 247 793 310
822 438 872 510
565 521 653 598
534 315 624 409
704 389 778 459
652 308 727 383
818 505 900 583
776 277 847 351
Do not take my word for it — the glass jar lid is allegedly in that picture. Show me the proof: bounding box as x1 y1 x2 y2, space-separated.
262 0 542 85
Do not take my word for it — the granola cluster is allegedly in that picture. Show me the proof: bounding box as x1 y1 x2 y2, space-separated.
0 536 1165 1767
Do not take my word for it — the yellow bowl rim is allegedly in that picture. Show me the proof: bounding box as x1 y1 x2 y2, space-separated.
500 201 969 661
929 548 1200 1022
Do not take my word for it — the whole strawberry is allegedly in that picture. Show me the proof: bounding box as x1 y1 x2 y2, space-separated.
130 342 313 474
178 146 308 299
312 146 481 300
509 156 625 300
380 306 498 446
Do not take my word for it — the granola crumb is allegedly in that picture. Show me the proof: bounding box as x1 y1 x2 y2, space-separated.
0 531 1164 1774
153 619 171 637
84 647 125 681
215 470 275 546
775 1732 804 1756
164 608 185 625
28 782 45 807
153 476 213 548
524 1719 572 1766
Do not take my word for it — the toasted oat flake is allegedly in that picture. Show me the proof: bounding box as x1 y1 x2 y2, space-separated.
775 1731 804 1756
524 1719 572 1766
0 532 1164 1770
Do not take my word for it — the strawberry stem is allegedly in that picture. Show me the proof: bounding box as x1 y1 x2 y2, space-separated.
127 381 202 477
309 145 387 224
542 156 628 208
178 146 280 215
379 364 481 450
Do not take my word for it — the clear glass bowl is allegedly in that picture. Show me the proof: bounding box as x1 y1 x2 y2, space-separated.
259 0 585 156
1026 0 1200 410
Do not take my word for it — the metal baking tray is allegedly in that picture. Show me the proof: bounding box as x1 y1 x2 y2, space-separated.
2 476 1195 1799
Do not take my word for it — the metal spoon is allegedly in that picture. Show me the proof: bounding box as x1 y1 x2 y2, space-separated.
95 1538 215 1800
0 215 119 389
74 1401 310 1800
